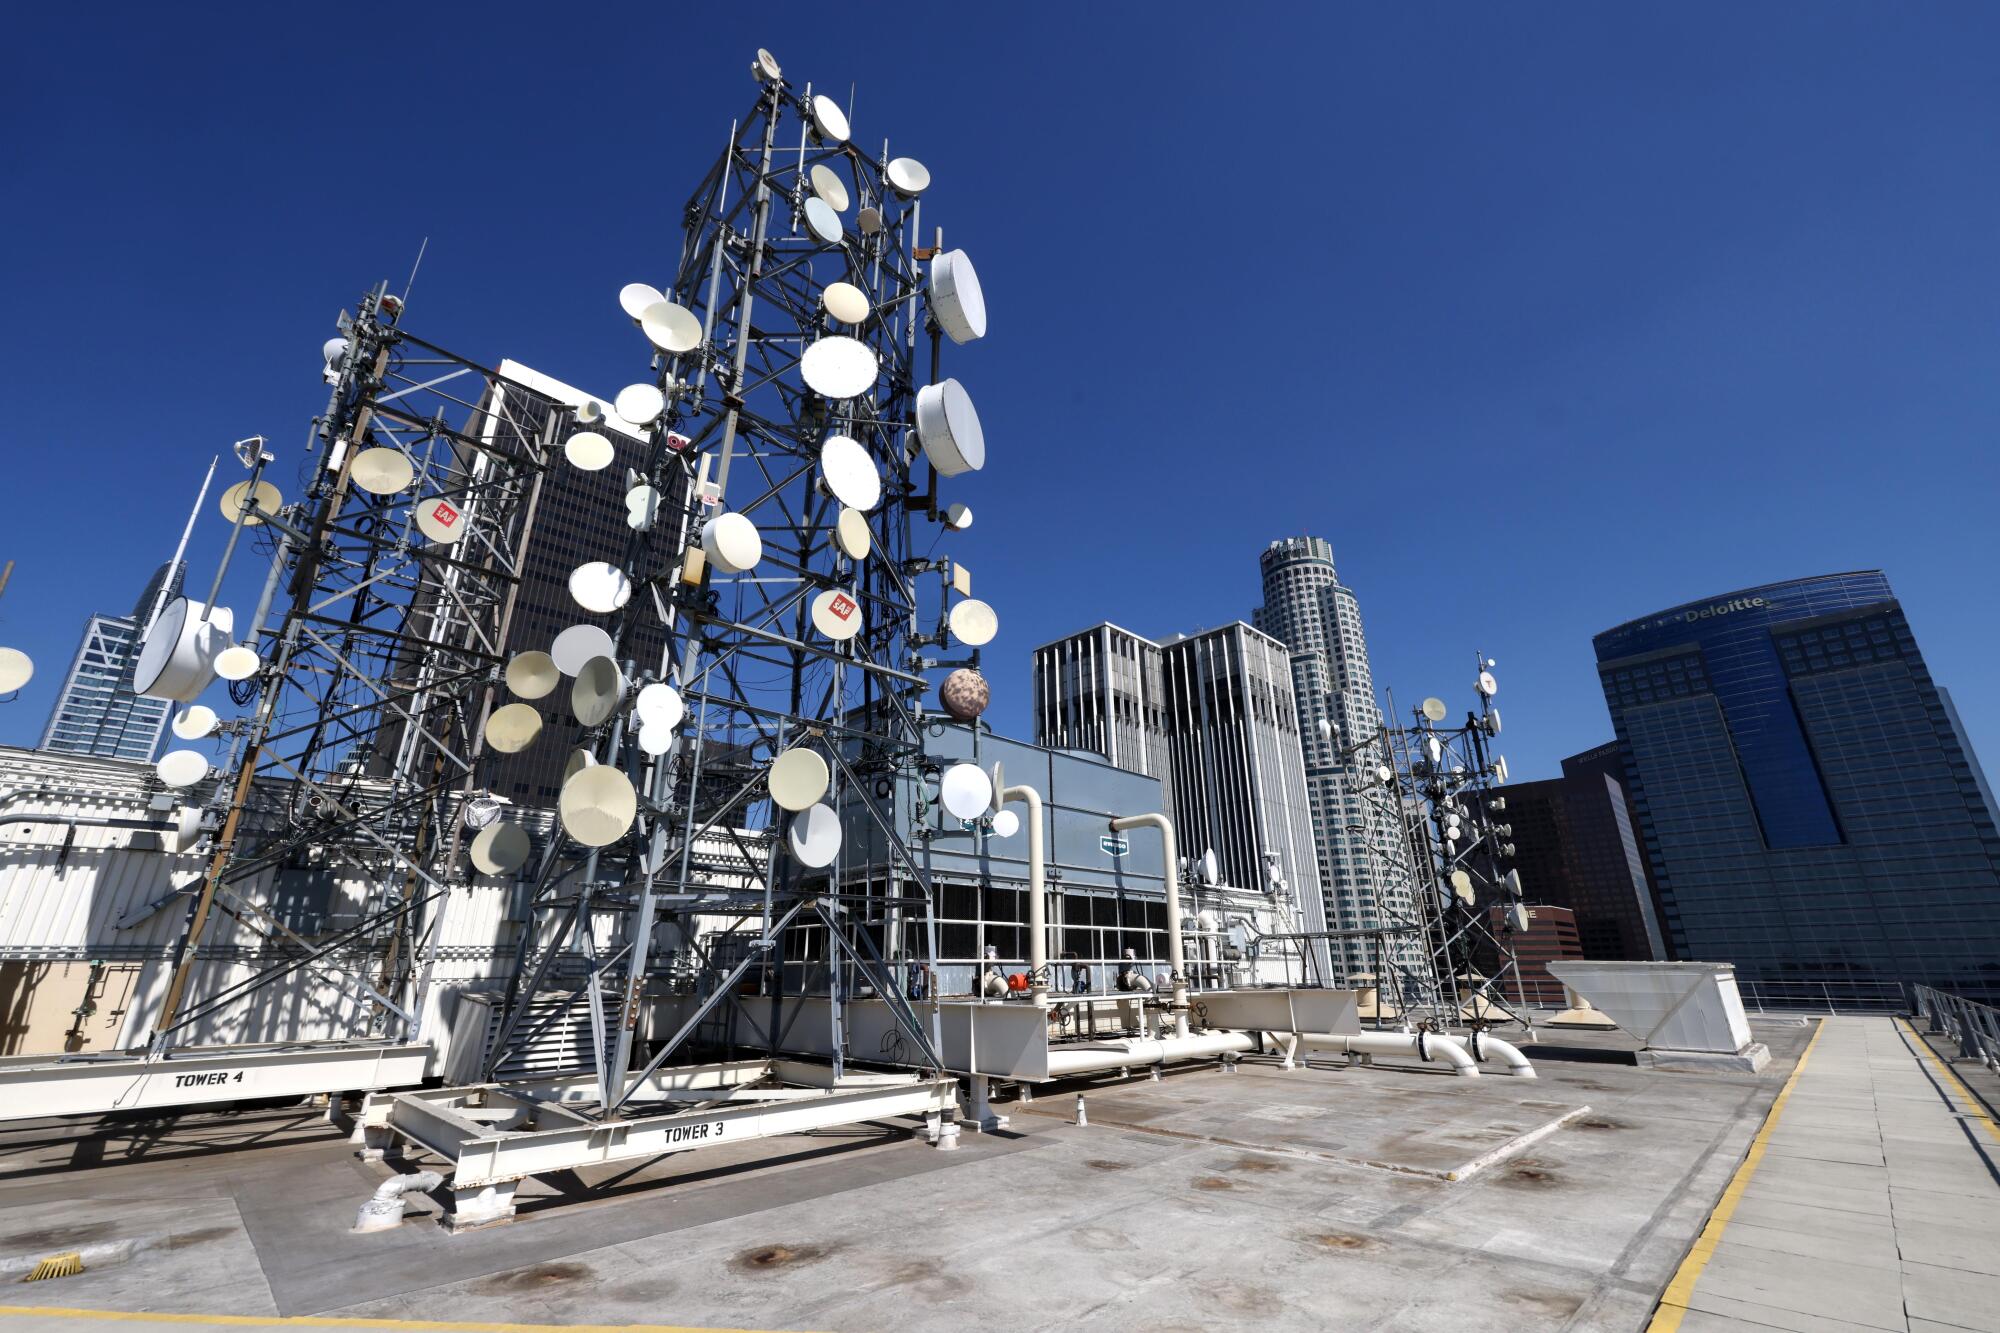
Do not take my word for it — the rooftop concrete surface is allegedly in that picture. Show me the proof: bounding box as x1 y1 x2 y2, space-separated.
0 1015 1938 1332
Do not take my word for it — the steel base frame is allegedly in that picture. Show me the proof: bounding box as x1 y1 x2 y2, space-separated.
357 1058 955 1229
0 1039 430 1122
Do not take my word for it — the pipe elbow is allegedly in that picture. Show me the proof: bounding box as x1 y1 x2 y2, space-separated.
356 1171 443 1233
1475 1034 1536 1078
372 1170 443 1203
1422 1033 1480 1076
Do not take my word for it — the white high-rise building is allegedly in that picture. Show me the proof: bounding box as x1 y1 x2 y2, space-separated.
1031 623 1174 819
1032 621 1326 949
1253 537 1421 978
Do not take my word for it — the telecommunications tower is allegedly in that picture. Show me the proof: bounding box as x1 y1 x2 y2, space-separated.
1375 658 1533 1029
130 47 1003 1121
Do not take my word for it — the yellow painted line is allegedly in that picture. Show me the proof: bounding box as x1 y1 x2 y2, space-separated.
0 1307 804 1333
1897 1016 2000 1146
1644 1018 1824 1333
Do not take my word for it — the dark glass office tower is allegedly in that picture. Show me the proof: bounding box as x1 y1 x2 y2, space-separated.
1469 745 1665 963
1594 572 2000 1001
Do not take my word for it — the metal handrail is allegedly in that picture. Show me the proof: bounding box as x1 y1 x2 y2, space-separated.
1733 979 1909 1014
1913 985 2000 1076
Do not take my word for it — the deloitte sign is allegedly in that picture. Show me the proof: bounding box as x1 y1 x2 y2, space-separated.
1676 595 1768 625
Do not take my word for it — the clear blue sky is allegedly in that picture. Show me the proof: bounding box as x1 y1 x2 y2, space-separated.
3 4 1997 781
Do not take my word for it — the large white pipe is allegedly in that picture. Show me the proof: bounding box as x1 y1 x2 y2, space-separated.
1001 784 1048 1006
1465 1030 1537 1077
1108 812 1187 1037
1298 1030 1482 1077
1043 1031 1254 1078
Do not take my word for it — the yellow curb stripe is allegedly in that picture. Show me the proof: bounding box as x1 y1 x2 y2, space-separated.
1897 1016 2000 1145
0 1307 802 1333
1644 1017 1824 1333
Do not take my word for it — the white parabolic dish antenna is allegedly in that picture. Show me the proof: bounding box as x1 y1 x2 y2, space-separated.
799 336 878 399
506 650 560 700
929 250 987 344
948 598 998 646
156 750 210 789
1477 671 1498 697
939 763 993 820
701 512 763 574
1421 697 1448 722
810 587 864 641
821 282 870 325
1201 848 1220 886
0 648 34 693
990 808 1020 839
810 93 849 142
638 722 674 755
560 766 637 847
171 705 217 740
810 163 850 211
835 508 871 560
572 656 625 727
619 282 665 320
886 157 930 198
635 682 685 730
819 435 881 510
349 447 414 496
416 495 468 544
135 597 233 702
550 624 616 676
1486 707 1502 736
1449 869 1475 903
789 802 843 868
471 822 530 875
568 562 633 615
219 479 281 526
166 806 203 853
640 300 703 354
484 702 543 753
914 379 984 475
615 383 665 426
769 747 830 812
565 431 613 472
215 644 260 682
803 197 844 247
944 503 973 530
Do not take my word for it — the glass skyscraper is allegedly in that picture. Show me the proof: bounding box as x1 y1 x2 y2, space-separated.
40 562 181 763
1594 572 2000 1001
1252 537 1422 980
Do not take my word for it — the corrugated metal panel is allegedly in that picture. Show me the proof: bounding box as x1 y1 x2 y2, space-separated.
0 745 758 1063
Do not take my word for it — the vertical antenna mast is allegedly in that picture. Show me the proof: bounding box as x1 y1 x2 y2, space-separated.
146 454 216 637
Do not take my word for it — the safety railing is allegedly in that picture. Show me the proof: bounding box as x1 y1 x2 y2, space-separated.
1733 979 1911 1015
1913 985 2000 1075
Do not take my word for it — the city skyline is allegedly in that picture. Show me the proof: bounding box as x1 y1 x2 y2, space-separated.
2 8 1997 791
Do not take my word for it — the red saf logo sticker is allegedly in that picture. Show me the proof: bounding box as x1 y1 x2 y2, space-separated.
431 501 460 527
830 594 856 621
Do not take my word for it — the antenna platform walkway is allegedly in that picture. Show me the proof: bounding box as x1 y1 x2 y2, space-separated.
1650 1015 2000 1332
